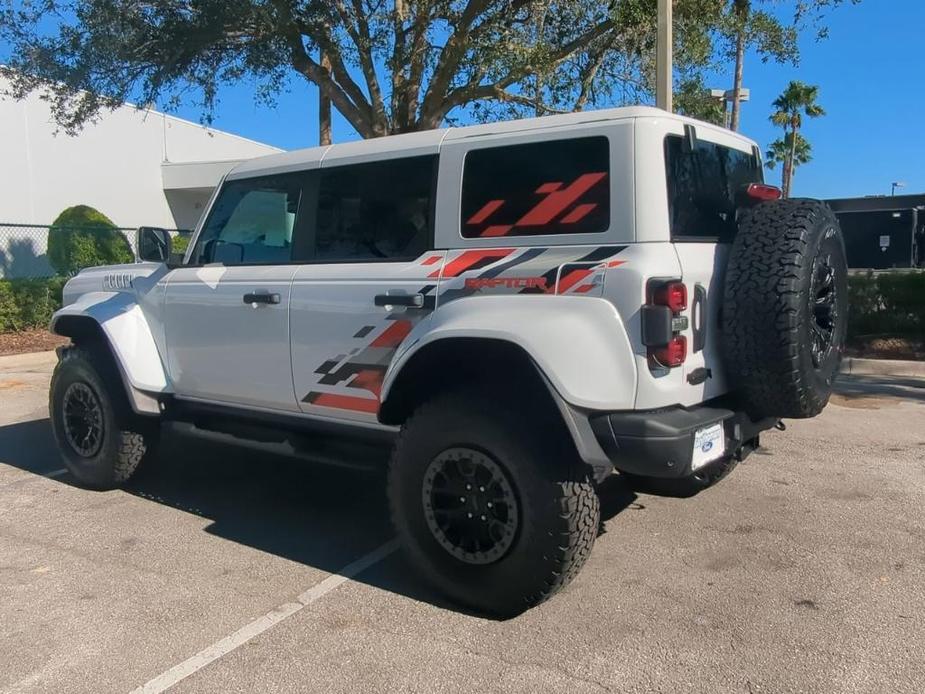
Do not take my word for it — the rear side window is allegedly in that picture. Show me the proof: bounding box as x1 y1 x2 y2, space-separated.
461 136 609 238
193 174 303 264
313 156 435 262
665 135 762 240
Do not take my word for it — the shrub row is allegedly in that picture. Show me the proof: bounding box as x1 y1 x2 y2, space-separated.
0 277 67 332
847 270 925 339
1 271 922 340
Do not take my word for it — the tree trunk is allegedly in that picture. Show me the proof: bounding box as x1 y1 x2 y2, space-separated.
319 51 332 146
730 29 745 131
781 158 791 199
784 127 799 198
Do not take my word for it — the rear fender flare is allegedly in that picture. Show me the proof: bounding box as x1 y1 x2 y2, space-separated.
382 294 637 412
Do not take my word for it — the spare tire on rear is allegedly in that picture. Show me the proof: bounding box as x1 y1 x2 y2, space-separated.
722 198 848 419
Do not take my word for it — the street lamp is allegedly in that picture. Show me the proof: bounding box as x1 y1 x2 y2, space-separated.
710 88 750 129
891 181 906 196
656 0 672 111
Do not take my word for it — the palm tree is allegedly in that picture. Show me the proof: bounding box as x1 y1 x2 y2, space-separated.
765 133 812 186
725 1 798 132
769 81 825 197
729 0 750 131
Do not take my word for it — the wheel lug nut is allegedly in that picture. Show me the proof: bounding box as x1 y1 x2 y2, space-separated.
479 486 485 492
487 502 493 508
480 515 486 521
467 512 473 518
460 496 466 502
466 484 472 490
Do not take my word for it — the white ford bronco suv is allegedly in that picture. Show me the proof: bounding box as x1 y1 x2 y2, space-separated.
48 107 847 616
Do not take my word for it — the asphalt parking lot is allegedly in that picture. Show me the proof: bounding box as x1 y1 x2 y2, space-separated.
1 352 924 693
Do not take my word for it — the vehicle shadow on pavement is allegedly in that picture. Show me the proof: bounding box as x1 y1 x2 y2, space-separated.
834 374 925 404
0 418 638 619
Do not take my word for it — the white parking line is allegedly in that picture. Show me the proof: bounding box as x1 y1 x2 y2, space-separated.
130 539 400 694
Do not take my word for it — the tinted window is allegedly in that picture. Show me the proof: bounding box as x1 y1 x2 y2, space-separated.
193 174 303 264
665 135 762 240
313 156 435 261
461 137 609 238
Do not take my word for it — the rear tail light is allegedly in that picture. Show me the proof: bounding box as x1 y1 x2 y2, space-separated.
644 279 689 369
745 183 782 201
653 282 687 313
652 336 687 368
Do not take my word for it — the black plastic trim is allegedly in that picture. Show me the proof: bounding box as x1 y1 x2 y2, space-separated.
167 398 397 445
641 305 673 346
590 400 776 479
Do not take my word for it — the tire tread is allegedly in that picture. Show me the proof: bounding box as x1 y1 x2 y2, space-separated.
50 345 155 487
387 386 599 615
723 199 844 419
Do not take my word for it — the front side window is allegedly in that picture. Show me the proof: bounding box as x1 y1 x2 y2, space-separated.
192 174 303 264
665 135 762 240
461 136 610 239
312 156 435 262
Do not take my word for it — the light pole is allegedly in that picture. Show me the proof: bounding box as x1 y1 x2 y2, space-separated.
710 88 749 129
656 0 673 112
891 181 906 197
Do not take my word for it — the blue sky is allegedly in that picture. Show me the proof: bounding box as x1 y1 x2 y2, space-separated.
722 0 925 199
7 1 924 200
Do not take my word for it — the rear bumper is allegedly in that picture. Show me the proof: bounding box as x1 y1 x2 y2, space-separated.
589 401 777 479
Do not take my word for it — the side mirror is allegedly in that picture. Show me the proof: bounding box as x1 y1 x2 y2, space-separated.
137 226 172 263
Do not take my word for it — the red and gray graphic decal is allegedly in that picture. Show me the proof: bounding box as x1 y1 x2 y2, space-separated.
301 286 435 414
430 248 515 278
466 173 607 238
438 245 626 303
519 246 625 295
301 246 626 414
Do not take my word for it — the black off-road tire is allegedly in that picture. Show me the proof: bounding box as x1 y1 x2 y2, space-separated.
723 199 848 419
49 345 159 490
387 386 600 618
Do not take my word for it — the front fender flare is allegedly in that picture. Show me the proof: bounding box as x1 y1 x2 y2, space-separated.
381 295 637 412
50 291 169 414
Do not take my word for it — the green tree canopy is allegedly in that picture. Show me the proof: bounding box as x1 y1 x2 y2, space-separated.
0 0 855 139
47 205 133 276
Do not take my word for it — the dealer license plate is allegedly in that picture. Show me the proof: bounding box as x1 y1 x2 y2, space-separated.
692 423 725 471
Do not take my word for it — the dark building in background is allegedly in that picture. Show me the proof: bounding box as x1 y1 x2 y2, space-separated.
825 194 924 269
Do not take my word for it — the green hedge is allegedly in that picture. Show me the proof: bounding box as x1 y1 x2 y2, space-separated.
0 277 67 332
2 271 922 343
847 271 925 339
171 233 191 256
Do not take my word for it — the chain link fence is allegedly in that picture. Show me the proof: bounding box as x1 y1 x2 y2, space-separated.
0 224 191 279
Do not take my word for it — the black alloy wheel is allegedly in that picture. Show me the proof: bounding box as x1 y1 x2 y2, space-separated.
421 447 519 565
810 253 839 369
62 381 105 458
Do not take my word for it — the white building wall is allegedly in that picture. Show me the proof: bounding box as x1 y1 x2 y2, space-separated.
0 75 281 229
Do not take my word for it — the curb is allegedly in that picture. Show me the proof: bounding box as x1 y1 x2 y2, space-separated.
0 350 58 371
841 357 925 378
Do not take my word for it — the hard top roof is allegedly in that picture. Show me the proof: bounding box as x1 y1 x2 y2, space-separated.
227 106 752 179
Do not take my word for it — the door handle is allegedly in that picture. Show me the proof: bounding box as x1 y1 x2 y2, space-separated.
374 293 424 308
243 292 281 306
